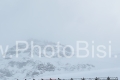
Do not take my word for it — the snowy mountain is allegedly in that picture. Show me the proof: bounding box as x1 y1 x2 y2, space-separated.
0 40 96 80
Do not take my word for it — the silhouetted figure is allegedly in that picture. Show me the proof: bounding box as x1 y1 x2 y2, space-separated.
58 78 61 80
107 77 110 80
41 78 43 80
50 78 52 80
71 78 73 80
82 77 85 80
117 77 118 80
95 77 98 80
33 79 35 80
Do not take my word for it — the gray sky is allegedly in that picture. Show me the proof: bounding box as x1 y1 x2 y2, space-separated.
0 0 120 53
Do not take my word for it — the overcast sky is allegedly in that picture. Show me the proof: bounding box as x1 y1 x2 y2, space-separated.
0 0 120 53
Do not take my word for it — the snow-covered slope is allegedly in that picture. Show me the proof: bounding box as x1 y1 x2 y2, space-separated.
0 40 119 80
40 68 120 79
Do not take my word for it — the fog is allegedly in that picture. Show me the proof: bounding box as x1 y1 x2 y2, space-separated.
0 0 120 53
